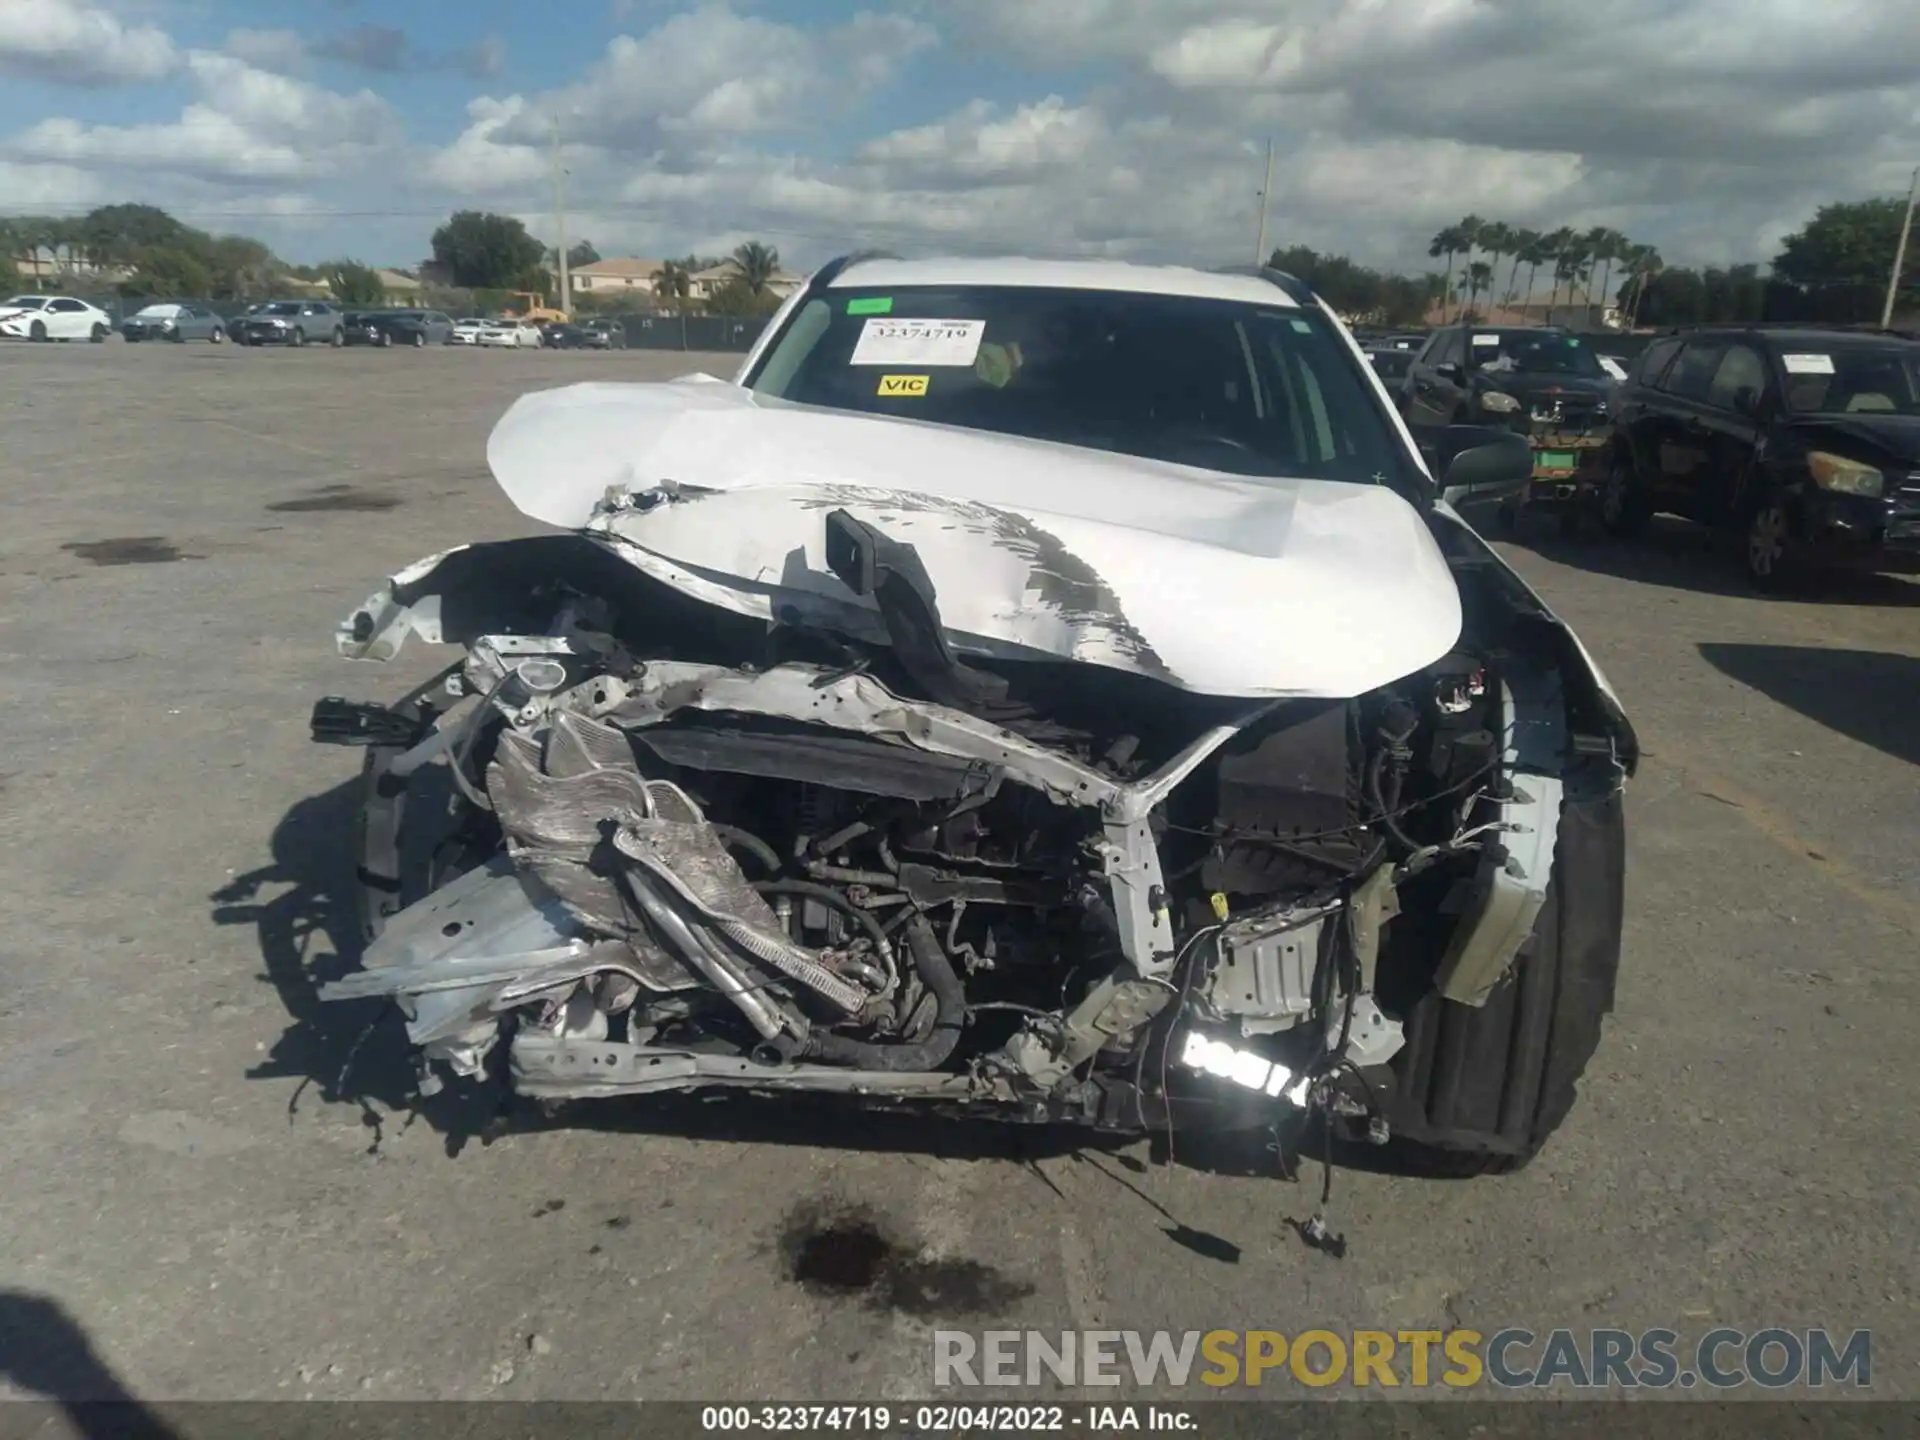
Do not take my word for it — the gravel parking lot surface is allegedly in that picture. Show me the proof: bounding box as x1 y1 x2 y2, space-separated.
2 341 1916 1405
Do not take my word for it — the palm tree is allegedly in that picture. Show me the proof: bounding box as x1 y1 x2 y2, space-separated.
1619 245 1663 328
1477 221 1514 313
1535 228 1573 309
1515 232 1553 313
653 260 692 314
1500 227 1540 308
1552 239 1592 314
731 240 780 295
1585 227 1627 320
1427 224 1468 323
1454 214 1487 318
1465 260 1495 316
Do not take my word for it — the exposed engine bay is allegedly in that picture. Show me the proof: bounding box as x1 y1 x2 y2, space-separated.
313 502 1602 1144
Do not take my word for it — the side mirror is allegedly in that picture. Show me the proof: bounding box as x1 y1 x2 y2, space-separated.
1436 361 1464 383
1437 426 1533 507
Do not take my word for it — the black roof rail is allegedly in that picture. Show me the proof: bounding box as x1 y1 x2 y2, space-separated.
1211 264 1316 306
805 250 902 293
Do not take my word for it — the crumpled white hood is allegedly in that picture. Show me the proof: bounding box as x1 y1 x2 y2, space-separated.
486 379 1463 698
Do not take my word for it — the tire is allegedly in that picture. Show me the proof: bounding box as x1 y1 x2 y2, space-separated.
292 327 307 348
1742 492 1803 592
29 320 47 342
1599 452 1653 538
171 328 186 344
330 328 343 348
1383 787 1625 1176
91 323 109 343
411 330 425 348
210 328 224 344
379 331 392 348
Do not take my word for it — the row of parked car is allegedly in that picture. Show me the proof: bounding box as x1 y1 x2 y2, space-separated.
1358 320 1920 589
0 293 633 351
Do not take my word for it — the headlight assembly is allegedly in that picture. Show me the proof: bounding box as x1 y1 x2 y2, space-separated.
1807 451 1884 497
1480 391 1522 414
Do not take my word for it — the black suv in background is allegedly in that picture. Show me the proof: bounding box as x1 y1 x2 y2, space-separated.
1602 326 1920 587
1400 325 1614 430
344 309 455 347
1400 325 1616 532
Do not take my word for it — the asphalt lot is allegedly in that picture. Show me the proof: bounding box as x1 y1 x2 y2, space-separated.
1 338 1916 1408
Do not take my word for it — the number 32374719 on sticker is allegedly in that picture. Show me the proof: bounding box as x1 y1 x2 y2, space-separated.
851 318 985 367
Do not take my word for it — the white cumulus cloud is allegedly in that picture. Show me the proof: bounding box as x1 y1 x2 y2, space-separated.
0 0 176 86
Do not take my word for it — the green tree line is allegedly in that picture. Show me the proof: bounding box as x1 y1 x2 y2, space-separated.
9 195 1910 327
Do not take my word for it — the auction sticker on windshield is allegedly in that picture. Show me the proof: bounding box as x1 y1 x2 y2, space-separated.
1783 353 1835 374
851 318 986 367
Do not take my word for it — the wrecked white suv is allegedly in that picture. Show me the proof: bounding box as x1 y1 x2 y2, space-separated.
312 256 1636 1177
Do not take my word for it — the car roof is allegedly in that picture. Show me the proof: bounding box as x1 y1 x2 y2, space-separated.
825 256 1303 308
1666 325 1918 349
1444 323 1569 335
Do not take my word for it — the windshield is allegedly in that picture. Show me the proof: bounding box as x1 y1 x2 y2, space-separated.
747 285 1410 485
1470 331 1605 378
134 305 179 318
1367 351 1415 380
4 296 48 311
1781 345 1920 416
262 302 302 315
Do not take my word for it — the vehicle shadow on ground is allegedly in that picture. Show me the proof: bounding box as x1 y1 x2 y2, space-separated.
209 776 507 1157
1699 643 1920 765
1494 510 1920 607
0 1289 183 1438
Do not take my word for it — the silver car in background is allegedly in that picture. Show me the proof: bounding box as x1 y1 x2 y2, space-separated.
122 303 227 343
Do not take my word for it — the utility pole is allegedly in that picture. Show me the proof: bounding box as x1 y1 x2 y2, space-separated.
1881 165 1918 330
551 115 570 316
1254 138 1275 267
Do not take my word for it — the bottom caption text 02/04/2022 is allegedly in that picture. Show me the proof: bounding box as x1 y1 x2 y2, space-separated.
699 1405 1200 1434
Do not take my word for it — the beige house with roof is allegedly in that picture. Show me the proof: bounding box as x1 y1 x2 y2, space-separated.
688 259 805 300
572 257 667 293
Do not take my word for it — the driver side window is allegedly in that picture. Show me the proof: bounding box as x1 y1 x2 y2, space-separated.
1705 344 1767 412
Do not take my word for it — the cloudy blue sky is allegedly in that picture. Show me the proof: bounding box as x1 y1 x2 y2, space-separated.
2 0 1917 272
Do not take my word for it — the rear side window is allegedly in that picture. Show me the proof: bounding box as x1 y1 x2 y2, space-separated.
1662 342 1724 401
1634 338 1681 386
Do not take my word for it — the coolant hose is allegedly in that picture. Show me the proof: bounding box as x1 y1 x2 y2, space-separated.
799 916 964 1072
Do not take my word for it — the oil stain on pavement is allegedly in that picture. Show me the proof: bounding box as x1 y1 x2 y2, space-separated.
781 1200 1033 1319
266 484 402 513
60 537 198 565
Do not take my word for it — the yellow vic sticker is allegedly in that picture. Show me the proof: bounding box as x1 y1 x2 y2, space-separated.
878 374 930 397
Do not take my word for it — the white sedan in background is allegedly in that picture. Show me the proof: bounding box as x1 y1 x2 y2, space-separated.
0 295 114 342
477 319 544 348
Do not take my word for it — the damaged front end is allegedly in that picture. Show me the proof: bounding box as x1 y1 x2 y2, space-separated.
312 487 1624 1152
